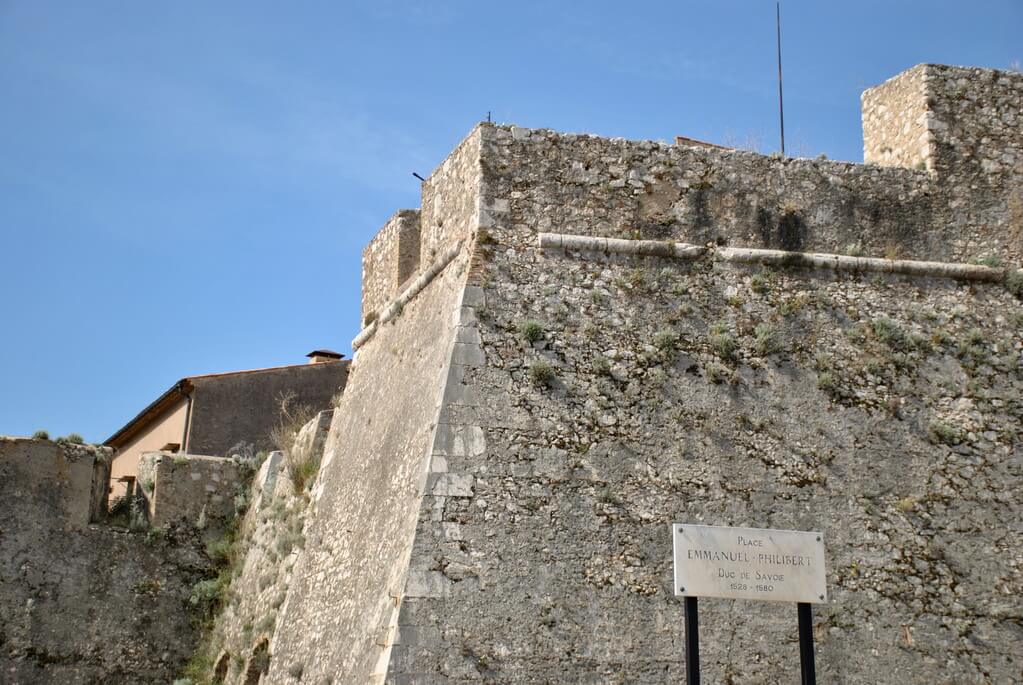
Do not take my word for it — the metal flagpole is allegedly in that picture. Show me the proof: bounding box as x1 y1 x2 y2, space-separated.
776 1 786 156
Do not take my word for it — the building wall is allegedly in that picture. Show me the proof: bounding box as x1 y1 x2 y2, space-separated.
185 361 348 458
108 396 188 499
362 209 422 326
0 438 210 684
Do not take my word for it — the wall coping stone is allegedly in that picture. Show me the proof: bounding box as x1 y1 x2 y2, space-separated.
538 232 1014 284
352 240 464 350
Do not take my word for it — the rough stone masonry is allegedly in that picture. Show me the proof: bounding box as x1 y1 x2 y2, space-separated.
7 61 1020 685
250 63 1023 684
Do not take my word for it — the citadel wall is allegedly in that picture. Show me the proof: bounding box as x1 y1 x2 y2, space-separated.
265 128 484 683
14 62 1012 684
195 411 334 684
222 63 1023 684
0 438 212 684
362 210 422 326
387 236 1021 683
864 64 1023 263
862 65 931 171
138 451 250 533
369 77 1023 679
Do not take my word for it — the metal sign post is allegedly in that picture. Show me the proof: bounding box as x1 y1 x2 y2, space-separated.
672 524 826 684
797 602 816 685
684 596 700 685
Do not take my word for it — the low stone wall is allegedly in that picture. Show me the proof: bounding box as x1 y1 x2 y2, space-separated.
0 437 111 531
139 452 250 534
0 438 210 684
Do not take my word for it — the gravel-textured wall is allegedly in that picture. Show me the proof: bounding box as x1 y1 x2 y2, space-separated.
190 64 1022 684
386 237 1022 683
925 65 1023 264
863 64 1023 263
480 125 942 262
0 438 210 684
379 70 1022 681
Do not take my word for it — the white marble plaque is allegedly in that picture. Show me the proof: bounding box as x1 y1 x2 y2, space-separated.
672 524 827 603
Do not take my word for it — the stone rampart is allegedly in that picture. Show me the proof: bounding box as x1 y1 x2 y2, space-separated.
482 125 945 261
362 209 422 326
0 438 210 684
864 64 1023 263
862 64 931 171
0 437 110 531
264 161 478 681
419 126 484 266
186 63 1021 684
138 451 250 534
187 411 334 683
386 215 1022 683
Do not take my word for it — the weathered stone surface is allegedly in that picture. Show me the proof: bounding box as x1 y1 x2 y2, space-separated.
864 64 1023 266
387 236 1022 684
0 438 210 684
264 129 481 682
139 451 250 535
363 210 422 326
171 63 1023 684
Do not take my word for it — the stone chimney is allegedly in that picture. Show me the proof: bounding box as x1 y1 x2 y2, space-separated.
306 349 344 364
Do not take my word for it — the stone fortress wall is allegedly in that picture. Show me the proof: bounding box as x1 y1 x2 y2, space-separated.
256 63 1022 684
196 409 334 685
266 131 482 683
362 210 422 326
5 62 1020 684
0 438 213 684
864 64 1023 263
138 451 250 534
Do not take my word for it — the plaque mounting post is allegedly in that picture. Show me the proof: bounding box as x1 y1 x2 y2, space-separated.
684 596 700 685
797 602 817 685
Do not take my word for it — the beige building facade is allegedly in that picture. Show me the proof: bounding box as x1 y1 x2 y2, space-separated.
105 352 348 500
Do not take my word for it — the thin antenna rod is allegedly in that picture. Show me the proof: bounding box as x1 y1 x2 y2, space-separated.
776 1 786 156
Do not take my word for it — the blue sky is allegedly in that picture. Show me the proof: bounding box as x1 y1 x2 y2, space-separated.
1 1 1020 442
